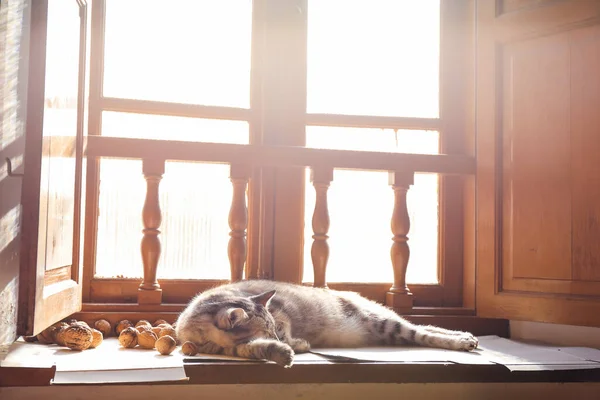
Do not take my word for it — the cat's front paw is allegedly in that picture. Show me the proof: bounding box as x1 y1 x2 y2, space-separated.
456 335 478 351
266 342 294 367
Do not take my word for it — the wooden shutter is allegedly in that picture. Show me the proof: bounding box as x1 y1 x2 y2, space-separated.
17 0 89 336
475 0 600 327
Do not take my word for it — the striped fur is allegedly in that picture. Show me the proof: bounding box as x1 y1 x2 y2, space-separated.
176 280 478 367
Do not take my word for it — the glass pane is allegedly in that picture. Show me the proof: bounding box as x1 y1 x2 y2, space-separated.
95 116 249 279
103 0 252 108
42 0 81 270
95 159 235 279
303 127 439 284
307 0 440 118
102 111 249 144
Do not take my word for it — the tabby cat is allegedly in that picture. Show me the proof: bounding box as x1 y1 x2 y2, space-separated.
175 280 478 367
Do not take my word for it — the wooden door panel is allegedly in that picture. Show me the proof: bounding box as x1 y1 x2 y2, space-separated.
476 0 600 327
18 0 88 336
571 24 600 282
501 31 572 282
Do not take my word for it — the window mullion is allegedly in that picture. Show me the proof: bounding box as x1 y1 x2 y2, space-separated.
252 0 308 283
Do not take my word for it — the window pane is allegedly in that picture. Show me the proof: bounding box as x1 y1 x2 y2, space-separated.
95 160 235 279
95 116 249 279
42 0 81 271
102 111 249 144
307 0 440 117
103 0 252 108
303 127 439 284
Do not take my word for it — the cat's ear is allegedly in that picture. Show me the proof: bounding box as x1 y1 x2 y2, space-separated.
251 290 276 307
227 308 248 328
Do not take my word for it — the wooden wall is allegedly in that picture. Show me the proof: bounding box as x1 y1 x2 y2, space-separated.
0 0 31 348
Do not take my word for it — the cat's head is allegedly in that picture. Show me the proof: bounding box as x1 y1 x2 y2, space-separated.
176 290 279 348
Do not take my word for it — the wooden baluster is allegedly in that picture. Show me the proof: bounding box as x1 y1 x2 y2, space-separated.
228 164 250 282
311 167 334 288
386 170 414 312
138 158 165 305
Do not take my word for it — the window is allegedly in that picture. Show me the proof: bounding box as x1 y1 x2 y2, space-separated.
79 0 471 308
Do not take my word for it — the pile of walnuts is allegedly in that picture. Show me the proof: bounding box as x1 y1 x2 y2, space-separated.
116 319 178 355
24 318 180 356
25 319 104 351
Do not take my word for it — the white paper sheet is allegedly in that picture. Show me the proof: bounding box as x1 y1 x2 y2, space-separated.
476 335 600 371
2 337 188 384
52 367 188 385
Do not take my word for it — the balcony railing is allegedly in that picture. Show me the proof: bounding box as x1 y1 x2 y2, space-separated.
86 136 475 312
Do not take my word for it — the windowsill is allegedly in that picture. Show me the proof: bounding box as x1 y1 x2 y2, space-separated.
3 358 600 387
4 335 600 387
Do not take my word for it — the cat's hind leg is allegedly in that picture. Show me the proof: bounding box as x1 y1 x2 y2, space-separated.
422 325 479 348
379 318 478 351
403 321 478 351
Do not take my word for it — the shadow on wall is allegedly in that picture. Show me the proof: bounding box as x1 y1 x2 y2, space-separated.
0 0 31 346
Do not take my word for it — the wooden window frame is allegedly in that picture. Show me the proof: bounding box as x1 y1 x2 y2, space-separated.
80 0 476 312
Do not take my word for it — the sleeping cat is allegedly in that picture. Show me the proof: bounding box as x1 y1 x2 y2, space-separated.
175 280 478 367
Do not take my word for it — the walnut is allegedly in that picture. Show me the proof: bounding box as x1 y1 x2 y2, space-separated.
54 326 69 347
118 327 138 348
158 326 177 340
94 319 112 337
181 341 198 356
51 322 69 345
70 320 90 328
151 326 162 336
136 325 153 333
36 325 56 344
89 328 103 349
135 320 151 328
62 325 94 351
156 335 176 355
153 319 168 327
137 330 158 349
55 327 67 347
115 320 133 335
